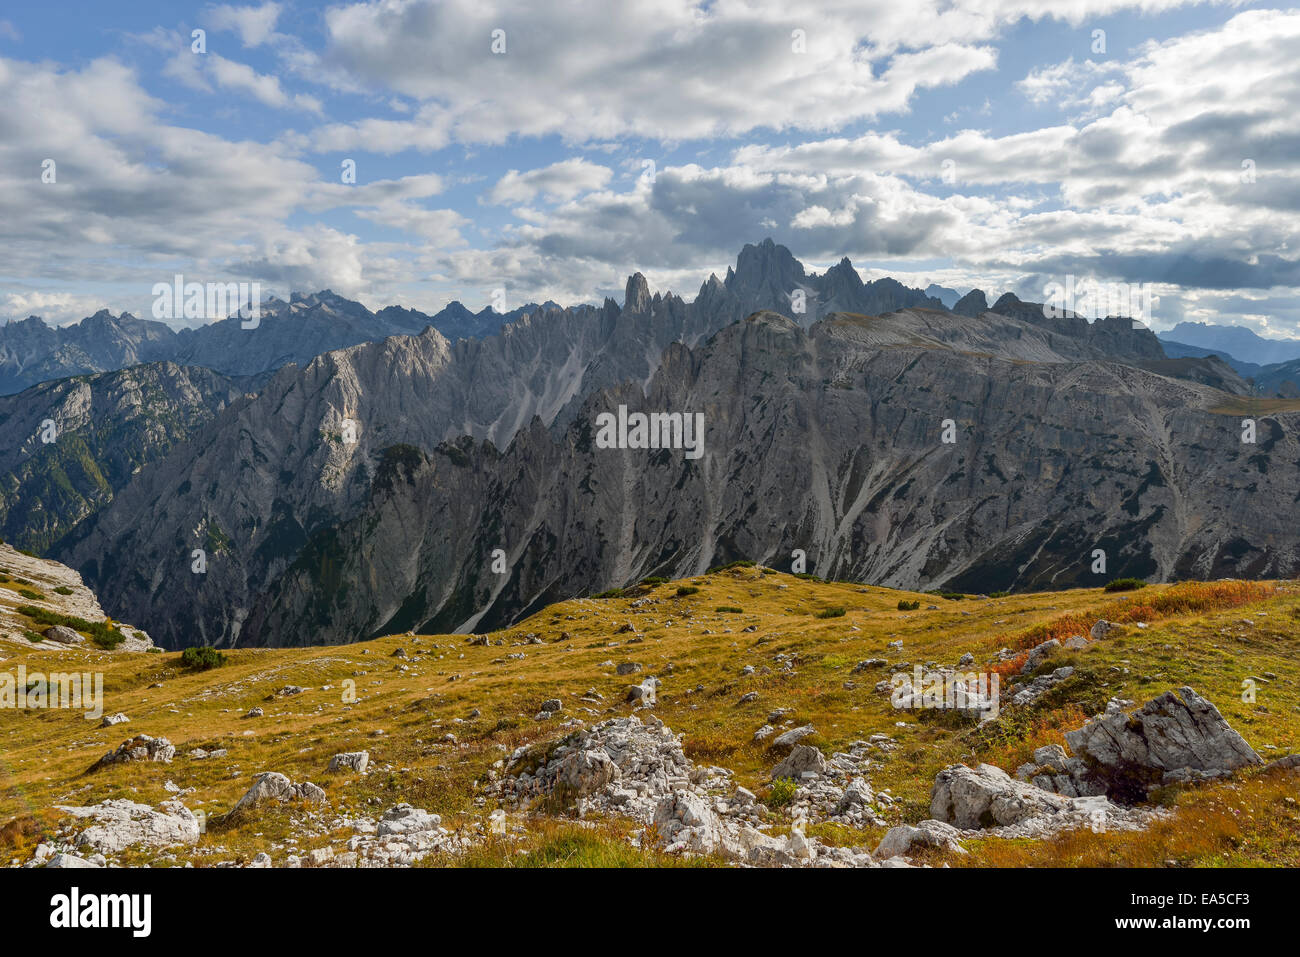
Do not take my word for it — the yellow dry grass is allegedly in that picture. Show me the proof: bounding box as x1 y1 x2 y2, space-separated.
2 568 1298 866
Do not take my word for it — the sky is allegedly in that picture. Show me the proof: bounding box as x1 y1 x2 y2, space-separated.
1 0 1298 337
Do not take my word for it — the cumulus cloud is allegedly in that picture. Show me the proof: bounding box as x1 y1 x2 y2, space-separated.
6 0 1299 336
310 0 1005 148
208 2 283 48
208 53 323 112
485 159 613 205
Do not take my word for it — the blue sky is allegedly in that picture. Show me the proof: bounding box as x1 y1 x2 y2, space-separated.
1 0 1298 338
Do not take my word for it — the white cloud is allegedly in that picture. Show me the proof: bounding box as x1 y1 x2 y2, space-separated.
208 2 283 48
485 159 612 205
0 290 109 326
208 54 322 113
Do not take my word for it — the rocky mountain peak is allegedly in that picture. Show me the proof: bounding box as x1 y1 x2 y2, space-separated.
727 238 806 299
624 273 652 314
953 289 989 318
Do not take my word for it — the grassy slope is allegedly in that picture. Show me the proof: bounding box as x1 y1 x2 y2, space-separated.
2 567 1298 867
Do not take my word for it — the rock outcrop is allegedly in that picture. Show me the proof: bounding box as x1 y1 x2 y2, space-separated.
1064 687 1261 800
496 716 884 867
229 772 327 815
0 542 154 651
55 799 201 855
91 734 175 769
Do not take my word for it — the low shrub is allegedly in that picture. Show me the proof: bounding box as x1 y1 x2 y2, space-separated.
180 646 227 670
16 606 122 650
767 778 799 808
1104 577 1147 592
706 560 756 574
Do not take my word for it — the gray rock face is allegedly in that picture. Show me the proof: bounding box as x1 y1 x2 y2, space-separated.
1021 639 1061 674
375 804 441 837
92 734 175 768
771 725 817 750
875 819 966 859
1090 619 1117 640
165 305 1297 649
328 751 370 774
59 256 785 647
771 745 827 781
57 798 200 855
0 292 465 398
1064 687 1261 799
231 772 327 814
43 625 83 645
0 363 248 552
930 763 1076 828
555 748 620 796
1014 743 1105 797
55 244 1273 650
1009 666 1075 708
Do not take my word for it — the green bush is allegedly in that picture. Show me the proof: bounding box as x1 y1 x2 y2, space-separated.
989 590 1010 599
180 646 227 670
767 778 799 808
1104 577 1147 592
706 560 756 574
17 588 44 602
16 605 122 650
638 576 668 587
715 605 743 614
897 599 920 611
53 586 73 595
593 588 624 599
815 606 846 619
675 585 700 597
24 631 44 643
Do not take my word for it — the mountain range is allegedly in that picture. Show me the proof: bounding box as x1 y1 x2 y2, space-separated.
0 292 540 395
5 240 1297 649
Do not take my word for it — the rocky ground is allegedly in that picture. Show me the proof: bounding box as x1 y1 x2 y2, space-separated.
3 568 1300 868
26 684 1294 869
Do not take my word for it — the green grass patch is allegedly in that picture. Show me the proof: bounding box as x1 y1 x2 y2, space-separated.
15 605 124 650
